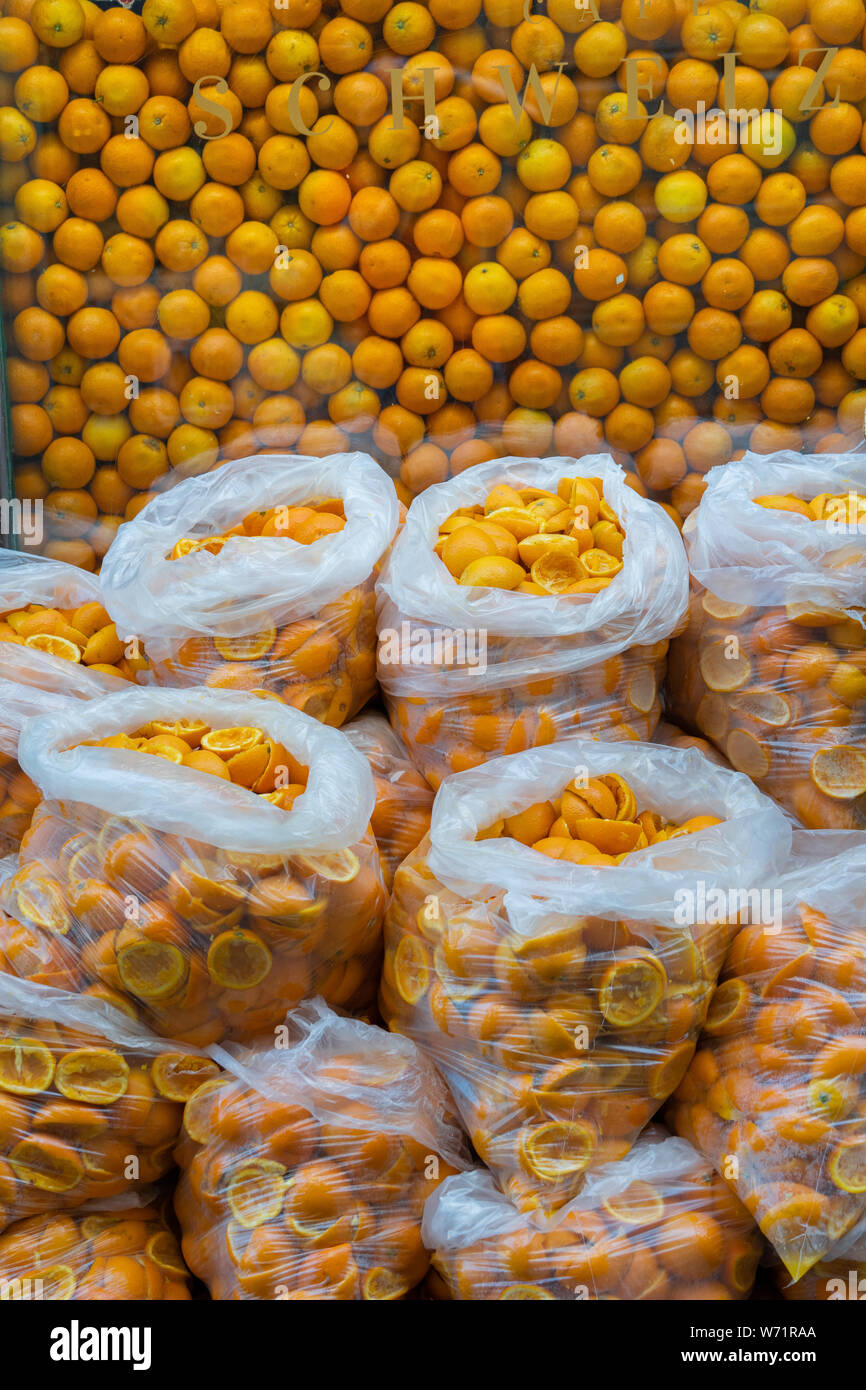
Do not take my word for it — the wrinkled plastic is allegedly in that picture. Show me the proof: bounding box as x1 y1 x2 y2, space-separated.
423 1127 761 1300
0 1187 192 1300
174 998 469 1300
344 709 434 887
667 453 866 830
380 738 791 1212
0 553 131 855
0 688 386 1044
670 831 866 1281
100 452 398 726
0 970 218 1232
377 455 687 786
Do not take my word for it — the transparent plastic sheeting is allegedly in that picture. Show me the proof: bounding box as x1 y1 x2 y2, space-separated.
667 451 866 830
380 738 792 1212
175 998 469 1300
670 830 866 1282
422 1128 762 1300
0 689 386 1042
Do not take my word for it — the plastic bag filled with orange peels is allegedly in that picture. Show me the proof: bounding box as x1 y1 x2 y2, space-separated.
0 552 144 855
100 451 398 728
669 831 866 1283
376 455 688 789
666 451 866 830
380 738 791 1214
0 971 218 1233
0 1187 192 1301
423 1127 762 1301
343 709 434 888
0 688 387 1045
174 997 469 1300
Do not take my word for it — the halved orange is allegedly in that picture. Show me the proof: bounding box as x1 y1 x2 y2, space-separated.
206 928 272 989
9 1136 84 1192
703 978 751 1036
293 850 360 883
362 1267 411 1300
0 1038 55 1094
828 1140 866 1194
726 729 771 780
148 719 209 747
145 1230 188 1277
225 742 270 787
200 726 265 759
12 868 70 935
701 594 752 622
627 668 656 712
575 818 643 855
531 551 585 593
699 639 752 692
214 629 277 661
603 1180 665 1226
810 746 866 801
30 1100 109 1139
227 1159 286 1228
151 1052 219 1102
580 547 622 579
729 689 793 728
393 935 430 1005
24 633 82 663
599 951 666 1028
599 774 637 822
117 940 188 1000
520 1119 596 1182
55 1048 130 1104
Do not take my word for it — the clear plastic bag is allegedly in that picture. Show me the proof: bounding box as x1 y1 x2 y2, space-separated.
0 552 140 854
3 0 866 560
0 1187 192 1300
423 1126 761 1300
380 737 791 1212
670 830 866 1283
174 997 468 1300
666 452 866 829
0 970 218 1233
652 718 730 768
100 451 399 726
377 455 687 787
0 687 386 1044
344 709 434 886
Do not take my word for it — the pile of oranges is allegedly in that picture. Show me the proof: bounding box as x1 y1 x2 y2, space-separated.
0 1200 192 1298
2 0 866 562
0 597 140 678
0 1003 217 1228
476 769 723 861
436 472 626 592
